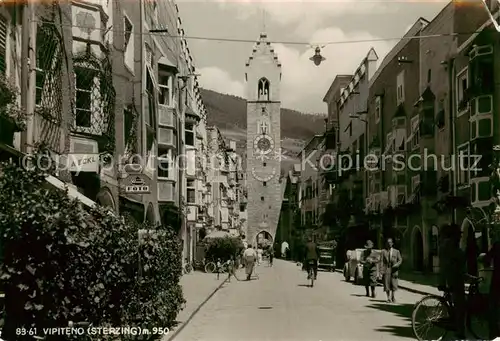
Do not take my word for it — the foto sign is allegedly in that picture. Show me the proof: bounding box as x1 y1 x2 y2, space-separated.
122 174 151 194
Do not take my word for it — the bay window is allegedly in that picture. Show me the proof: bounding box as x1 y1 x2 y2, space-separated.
185 122 194 146
187 179 196 204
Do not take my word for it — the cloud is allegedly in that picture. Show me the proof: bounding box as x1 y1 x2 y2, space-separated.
273 27 395 113
196 66 245 97
199 28 395 113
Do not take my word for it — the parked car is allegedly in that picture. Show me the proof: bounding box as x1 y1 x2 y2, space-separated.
343 248 382 285
317 240 336 271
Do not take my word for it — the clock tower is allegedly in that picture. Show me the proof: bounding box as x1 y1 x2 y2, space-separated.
244 32 282 246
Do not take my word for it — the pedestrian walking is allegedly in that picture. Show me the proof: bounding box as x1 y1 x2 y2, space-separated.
243 244 257 280
216 258 222 280
381 238 402 303
257 247 263 265
361 240 379 298
226 256 235 283
268 247 274 267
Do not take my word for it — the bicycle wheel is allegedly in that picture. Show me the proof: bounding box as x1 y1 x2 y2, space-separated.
412 295 451 341
184 263 193 274
220 265 227 274
467 292 490 340
205 262 216 273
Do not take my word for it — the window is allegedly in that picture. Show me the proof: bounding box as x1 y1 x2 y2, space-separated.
75 66 97 129
123 15 134 71
239 204 245 212
187 179 196 204
35 25 61 106
263 162 266 167
158 150 170 179
397 70 405 104
258 78 270 101
427 69 431 84
457 143 469 186
158 73 172 106
261 196 264 201
263 182 267 187
410 115 420 150
185 122 194 146
258 121 269 134
0 15 6 74
374 96 381 124
456 68 468 116
145 69 156 127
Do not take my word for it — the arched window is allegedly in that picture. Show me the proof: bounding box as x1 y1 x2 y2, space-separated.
258 77 270 101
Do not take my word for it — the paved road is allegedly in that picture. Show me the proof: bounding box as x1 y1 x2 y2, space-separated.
173 259 425 341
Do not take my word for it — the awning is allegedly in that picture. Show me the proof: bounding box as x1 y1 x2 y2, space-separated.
406 184 420 204
393 129 406 151
185 106 201 122
146 64 160 92
406 117 420 145
158 56 177 70
384 133 394 154
45 175 96 208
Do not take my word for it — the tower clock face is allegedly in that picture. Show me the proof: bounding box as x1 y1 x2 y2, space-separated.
254 134 274 154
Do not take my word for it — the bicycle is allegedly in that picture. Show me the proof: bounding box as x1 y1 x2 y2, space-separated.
411 274 490 341
204 261 217 273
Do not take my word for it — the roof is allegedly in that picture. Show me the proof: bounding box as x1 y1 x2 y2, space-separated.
323 75 352 103
296 135 323 158
369 17 429 88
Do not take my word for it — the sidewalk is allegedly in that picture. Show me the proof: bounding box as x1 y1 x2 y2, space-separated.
165 271 228 341
398 272 440 296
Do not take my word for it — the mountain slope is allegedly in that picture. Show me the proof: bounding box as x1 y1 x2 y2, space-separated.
200 88 327 159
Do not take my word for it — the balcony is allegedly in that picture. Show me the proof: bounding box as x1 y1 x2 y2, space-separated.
158 105 176 128
469 113 492 141
158 127 175 148
470 95 493 117
158 181 175 202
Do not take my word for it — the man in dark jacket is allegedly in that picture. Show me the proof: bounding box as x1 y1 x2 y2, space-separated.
438 224 466 340
304 236 319 280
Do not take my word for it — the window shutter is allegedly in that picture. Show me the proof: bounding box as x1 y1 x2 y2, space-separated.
0 15 7 74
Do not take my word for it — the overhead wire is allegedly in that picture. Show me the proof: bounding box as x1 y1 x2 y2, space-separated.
33 19 490 47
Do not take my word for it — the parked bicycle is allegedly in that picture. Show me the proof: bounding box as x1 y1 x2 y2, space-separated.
183 259 216 274
411 274 489 341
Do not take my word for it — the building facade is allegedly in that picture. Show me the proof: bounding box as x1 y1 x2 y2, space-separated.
0 0 211 264
245 33 283 245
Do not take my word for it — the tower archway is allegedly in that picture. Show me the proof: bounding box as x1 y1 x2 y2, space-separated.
255 230 273 249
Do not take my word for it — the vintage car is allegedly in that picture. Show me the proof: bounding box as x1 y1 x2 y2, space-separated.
317 241 336 271
343 248 382 285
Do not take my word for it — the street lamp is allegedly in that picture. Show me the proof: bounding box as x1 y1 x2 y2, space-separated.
309 46 326 66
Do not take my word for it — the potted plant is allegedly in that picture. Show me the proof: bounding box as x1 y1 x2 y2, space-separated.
0 75 25 145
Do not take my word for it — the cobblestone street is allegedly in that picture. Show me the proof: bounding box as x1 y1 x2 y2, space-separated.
172 260 428 341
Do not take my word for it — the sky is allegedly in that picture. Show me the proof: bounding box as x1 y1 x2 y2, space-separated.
176 0 448 114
